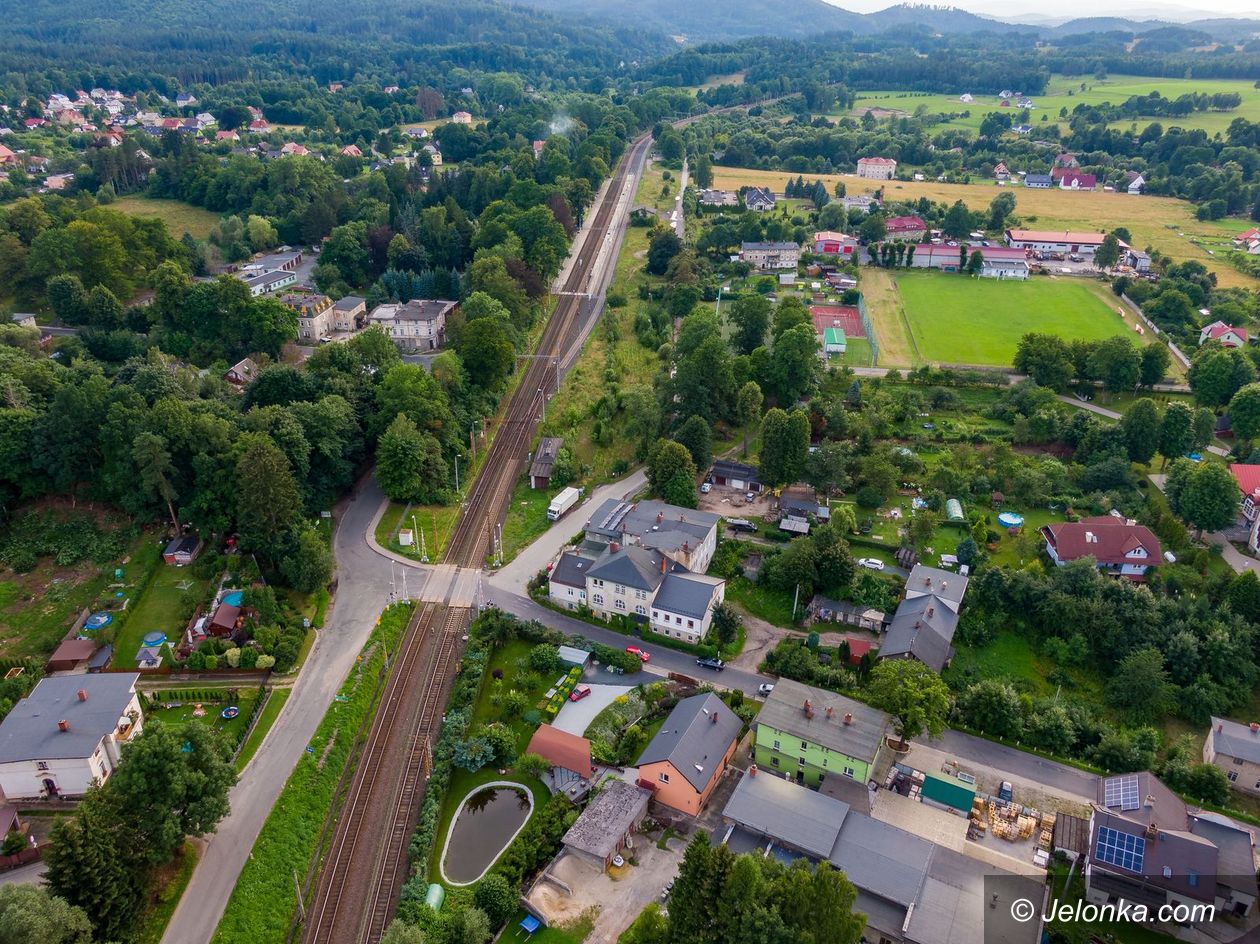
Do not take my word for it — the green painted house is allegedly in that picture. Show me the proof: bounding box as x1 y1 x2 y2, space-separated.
754 678 889 788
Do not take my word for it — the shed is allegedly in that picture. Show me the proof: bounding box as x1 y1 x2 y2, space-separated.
561 779 651 871
823 327 847 356
526 724 595 788
945 499 964 521
163 533 202 566
208 603 240 637
46 638 98 673
87 644 114 673
1052 812 1090 862
557 645 591 668
529 437 565 489
779 515 810 536
809 596 889 632
919 771 976 812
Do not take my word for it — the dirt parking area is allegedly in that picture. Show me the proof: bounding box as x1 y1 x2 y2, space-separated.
698 485 772 522
528 838 685 944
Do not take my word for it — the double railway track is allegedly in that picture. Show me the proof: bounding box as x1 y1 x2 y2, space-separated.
301 132 651 944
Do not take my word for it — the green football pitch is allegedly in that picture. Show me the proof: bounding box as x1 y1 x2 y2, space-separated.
894 271 1138 366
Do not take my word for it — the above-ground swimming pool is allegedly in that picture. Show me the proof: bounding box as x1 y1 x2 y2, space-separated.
440 782 534 885
997 512 1025 528
85 612 113 630
142 631 167 647
222 590 244 606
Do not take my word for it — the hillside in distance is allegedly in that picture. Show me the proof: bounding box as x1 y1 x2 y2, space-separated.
515 0 868 40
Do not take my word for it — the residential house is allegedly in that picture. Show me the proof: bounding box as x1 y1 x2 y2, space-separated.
755 678 888 788
331 295 367 332
708 459 762 493
740 241 800 270
0 674 143 799
743 187 776 212
43 174 74 191
526 724 595 790
1040 516 1162 579
636 693 741 815
1085 773 1256 921
649 571 725 644
1126 172 1146 195
391 298 454 351
1200 321 1248 349
958 93 974 103
225 357 258 386
1054 152 1079 168
840 194 877 214
698 189 739 207
548 551 592 611
1235 228 1260 247
0 145 17 165
175 93 198 108
812 231 857 257
248 118 270 133
341 144 362 157
451 111 473 124
856 157 897 180
584 544 675 622
10 313 37 330
560 778 651 871
993 162 1010 181
1204 717 1260 796
532 140 545 160
162 534 201 566
1013 124 1033 135
880 564 970 672
236 269 296 297
721 770 1043 944
977 246 1031 280
280 292 335 341
528 436 565 488
280 142 309 157
1005 229 1121 257
884 215 927 240
583 498 721 573
1229 464 1260 555
215 130 240 142
1059 170 1098 191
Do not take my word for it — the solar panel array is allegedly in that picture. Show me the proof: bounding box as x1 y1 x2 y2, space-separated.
1095 826 1145 873
1103 775 1140 810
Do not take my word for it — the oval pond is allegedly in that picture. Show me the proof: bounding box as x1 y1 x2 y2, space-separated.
440 783 534 885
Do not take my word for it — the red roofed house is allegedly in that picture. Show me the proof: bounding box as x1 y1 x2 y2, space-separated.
280 142 309 156
24 118 47 129
208 603 241 638
1200 321 1248 349
215 130 240 142
1040 516 1162 580
1058 171 1097 191
884 215 927 240
161 118 181 131
856 156 896 180
340 144 362 157
525 723 595 792
1054 153 1079 168
249 118 270 132
0 145 15 165
1230 463 1260 528
843 636 874 665
813 231 857 256
993 162 1009 181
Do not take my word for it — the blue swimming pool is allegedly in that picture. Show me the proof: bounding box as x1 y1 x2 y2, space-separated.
222 590 244 606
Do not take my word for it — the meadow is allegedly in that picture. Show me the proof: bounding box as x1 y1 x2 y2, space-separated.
112 195 221 240
847 72 1260 137
710 166 1257 289
891 271 1137 367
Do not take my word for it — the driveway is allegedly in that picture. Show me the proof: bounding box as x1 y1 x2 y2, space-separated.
915 729 1099 803
551 683 632 737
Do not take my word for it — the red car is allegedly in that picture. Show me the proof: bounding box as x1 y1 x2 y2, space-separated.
626 646 650 663
569 684 592 702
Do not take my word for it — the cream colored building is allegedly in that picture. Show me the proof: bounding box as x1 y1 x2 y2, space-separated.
856 157 896 180
1205 717 1260 796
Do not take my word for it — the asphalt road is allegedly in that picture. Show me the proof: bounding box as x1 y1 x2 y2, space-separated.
161 476 408 944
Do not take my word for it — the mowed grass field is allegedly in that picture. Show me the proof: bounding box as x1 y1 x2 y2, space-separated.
848 73 1260 137
710 166 1256 289
890 271 1138 366
113 195 220 240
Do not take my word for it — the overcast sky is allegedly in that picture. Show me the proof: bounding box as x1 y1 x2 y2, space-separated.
824 0 1256 20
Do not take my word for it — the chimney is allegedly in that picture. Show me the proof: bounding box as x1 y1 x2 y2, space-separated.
660 555 667 574
1251 722 1259 734
610 541 620 553
927 606 934 618
657 512 664 524
57 720 69 732
825 706 834 720
925 576 932 588
750 764 758 777
1144 794 1156 809
77 688 87 702
711 711 718 724
843 712 853 725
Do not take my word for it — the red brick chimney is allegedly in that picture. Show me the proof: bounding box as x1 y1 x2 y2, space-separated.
77 689 87 702
610 540 620 553
57 720 69 732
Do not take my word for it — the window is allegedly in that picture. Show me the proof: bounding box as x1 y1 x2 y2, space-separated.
658 772 670 784
636 605 646 615
800 740 808 750
36 761 48 771
1228 770 1238 782
772 740 780 750
593 593 604 606
593 578 604 587
614 583 625 594
1235 757 1244 765
798 757 806 767
652 611 659 620
822 758 828 768
843 766 856 779
636 589 646 600
771 757 780 767
687 619 694 629
615 600 626 611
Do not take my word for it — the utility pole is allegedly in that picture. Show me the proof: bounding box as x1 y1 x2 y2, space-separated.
419 527 429 564
454 454 460 495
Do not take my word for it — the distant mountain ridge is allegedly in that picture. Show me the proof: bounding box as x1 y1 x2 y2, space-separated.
514 0 1260 43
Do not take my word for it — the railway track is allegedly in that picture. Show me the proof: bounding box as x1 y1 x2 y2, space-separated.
301 132 651 944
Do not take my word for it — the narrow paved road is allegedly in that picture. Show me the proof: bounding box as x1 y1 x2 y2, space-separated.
161 476 406 944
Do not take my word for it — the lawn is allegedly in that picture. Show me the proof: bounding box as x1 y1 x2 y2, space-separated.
133 840 200 944
499 479 558 566
114 558 212 668
836 337 873 367
112 195 221 241
509 909 595 943
235 688 290 771
710 166 1257 289
847 73 1260 138
890 271 1138 367
724 575 801 627
374 500 460 563
147 686 260 746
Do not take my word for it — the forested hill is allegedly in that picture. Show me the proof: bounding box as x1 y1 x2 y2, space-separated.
512 0 867 41
0 0 670 93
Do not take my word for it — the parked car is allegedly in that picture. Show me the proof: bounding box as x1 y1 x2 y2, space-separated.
699 482 712 494
998 781 1014 803
745 492 756 503
858 558 885 571
726 518 757 534
757 682 775 696
696 657 725 671
626 646 650 663
569 684 592 702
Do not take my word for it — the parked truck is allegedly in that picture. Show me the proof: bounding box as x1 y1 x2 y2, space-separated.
547 486 582 521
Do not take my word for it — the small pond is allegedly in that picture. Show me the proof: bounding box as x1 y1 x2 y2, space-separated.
440 782 534 886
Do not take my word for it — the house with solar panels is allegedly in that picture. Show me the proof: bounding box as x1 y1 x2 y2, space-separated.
1086 773 1257 920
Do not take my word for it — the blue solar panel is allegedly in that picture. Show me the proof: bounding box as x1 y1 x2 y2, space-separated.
1096 826 1145 873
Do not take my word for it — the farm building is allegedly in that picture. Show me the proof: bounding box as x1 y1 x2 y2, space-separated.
1005 229 1123 257
813 231 857 257
560 778 651 871
709 459 762 493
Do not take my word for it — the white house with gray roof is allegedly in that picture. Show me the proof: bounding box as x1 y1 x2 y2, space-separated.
880 564 970 672
583 499 720 574
650 572 725 644
0 673 143 799
1205 717 1260 797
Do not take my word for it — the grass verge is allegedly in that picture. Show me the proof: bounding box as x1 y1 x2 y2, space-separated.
210 602 414 944
133 840 201 944
235 688 291 772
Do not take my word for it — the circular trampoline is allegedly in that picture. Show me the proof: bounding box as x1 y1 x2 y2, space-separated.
84 612 113 630
221 706 240 720
997 512 1025 529
142 631 167 647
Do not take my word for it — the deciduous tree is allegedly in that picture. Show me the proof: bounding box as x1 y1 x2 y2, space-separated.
867 659 951 749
